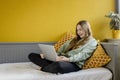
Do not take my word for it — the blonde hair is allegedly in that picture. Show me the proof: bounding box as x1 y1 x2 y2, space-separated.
76 20 92 40
64 20 93 53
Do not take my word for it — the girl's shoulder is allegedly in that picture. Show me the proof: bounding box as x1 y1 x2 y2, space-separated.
88 38 97 46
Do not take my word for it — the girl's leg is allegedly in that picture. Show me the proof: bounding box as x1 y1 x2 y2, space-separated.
28 53 53 68
57 62 81 73
41 62 80 74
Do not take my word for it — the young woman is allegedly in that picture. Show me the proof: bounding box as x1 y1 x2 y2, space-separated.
28 20 97 74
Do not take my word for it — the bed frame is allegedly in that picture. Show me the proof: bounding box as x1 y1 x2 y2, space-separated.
0 42 119 80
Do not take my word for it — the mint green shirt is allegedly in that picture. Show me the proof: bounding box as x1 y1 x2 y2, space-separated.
57 38 97 68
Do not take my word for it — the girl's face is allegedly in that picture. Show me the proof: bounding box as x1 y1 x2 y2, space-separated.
76 25 86 38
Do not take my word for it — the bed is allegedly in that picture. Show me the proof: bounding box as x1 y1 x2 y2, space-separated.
0 42 118 80
0 62 112 80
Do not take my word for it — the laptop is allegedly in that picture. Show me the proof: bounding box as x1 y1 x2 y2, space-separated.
38 44 58 61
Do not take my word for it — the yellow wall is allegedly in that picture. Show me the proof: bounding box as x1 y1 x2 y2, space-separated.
0 0 115 42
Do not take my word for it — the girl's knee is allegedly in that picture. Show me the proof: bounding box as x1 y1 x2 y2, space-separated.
28 53 33 58
28 53 37 59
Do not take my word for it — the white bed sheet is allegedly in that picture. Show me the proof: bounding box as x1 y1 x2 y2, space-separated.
0 62 112 80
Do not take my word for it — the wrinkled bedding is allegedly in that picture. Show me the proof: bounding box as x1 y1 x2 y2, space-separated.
0 62 112 80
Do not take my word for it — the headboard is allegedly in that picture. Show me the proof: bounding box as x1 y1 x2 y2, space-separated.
0 42 119 80
101 42 119 80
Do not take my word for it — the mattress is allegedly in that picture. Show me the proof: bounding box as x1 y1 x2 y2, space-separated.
0 62 112 80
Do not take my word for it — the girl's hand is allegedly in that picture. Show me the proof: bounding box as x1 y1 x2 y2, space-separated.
56 56 70 62
40 53 44 59
62 56 70 62
56 56 64 61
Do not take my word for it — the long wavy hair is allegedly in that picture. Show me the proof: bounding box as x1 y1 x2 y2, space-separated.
64 20 93 52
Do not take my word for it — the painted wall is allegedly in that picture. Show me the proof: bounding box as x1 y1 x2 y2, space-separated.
0 0 115 42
